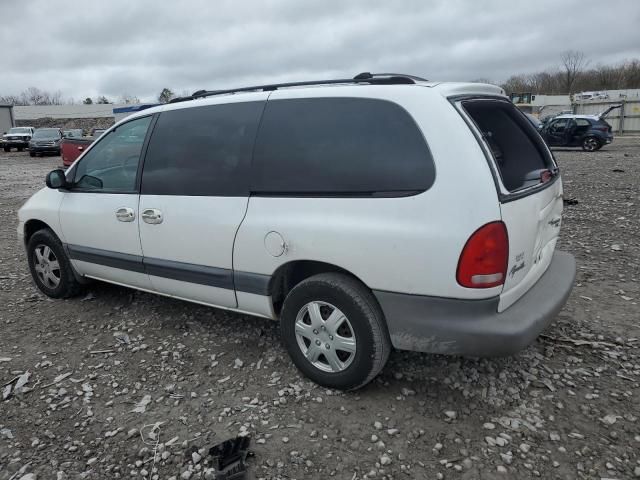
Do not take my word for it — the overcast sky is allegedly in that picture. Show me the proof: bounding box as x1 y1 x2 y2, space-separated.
2 0 639 102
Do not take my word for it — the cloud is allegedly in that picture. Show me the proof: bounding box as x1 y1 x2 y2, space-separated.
1 0 639 102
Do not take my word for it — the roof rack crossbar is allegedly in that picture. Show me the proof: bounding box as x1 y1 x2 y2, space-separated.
169 72 427 103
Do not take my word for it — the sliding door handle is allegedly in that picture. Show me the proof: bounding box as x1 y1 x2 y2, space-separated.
141 208 163 224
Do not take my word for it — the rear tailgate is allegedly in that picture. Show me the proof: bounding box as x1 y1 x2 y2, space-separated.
499 178 563 311
457 97 563 311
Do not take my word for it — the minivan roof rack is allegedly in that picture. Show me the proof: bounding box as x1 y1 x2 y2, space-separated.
169 72 428 103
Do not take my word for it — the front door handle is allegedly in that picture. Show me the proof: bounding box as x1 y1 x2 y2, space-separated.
141 208 163 224
115 207 135 222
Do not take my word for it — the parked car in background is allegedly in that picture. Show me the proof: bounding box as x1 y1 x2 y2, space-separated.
2 126 35 152
90 128 107 138
61 135 94 166
29 128 62 157
18 73 575 390
540 114 613 151
524 113 543 131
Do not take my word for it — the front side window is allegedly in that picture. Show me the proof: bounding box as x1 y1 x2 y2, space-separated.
141 101 264 196
549 119 569 133
251 97 434 195
73 116 152 192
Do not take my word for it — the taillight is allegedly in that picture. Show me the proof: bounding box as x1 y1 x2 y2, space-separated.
594 125 609 132
456 221 508 288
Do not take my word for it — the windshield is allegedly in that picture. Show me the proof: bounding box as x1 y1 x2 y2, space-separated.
33 129 61 139
8 127 31 134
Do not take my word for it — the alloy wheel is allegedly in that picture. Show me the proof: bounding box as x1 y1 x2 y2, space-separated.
584 137 599 151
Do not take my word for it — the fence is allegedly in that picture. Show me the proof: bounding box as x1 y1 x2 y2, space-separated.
573 99 640 135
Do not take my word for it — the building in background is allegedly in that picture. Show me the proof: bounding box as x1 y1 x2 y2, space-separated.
113 104 159 123
509 92 572 118
12 103 158 133
0 104 15 134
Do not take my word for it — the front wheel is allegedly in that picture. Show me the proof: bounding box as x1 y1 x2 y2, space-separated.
280 273 391 390
3 147 9 152
17 147 24 152
27 229 83 298
582 136 601 152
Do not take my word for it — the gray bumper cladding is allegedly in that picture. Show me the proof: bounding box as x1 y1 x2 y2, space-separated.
374 251 576 356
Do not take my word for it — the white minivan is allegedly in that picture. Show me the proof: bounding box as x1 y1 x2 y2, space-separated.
18 73 576 390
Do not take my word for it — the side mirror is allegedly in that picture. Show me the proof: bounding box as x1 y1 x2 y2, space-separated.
46 169 68 189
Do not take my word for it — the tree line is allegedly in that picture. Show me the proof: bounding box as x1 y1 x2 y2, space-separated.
501 51 640 95
3 54 639 106
0 88 141 106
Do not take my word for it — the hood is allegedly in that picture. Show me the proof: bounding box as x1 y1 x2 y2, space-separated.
3 132 31 138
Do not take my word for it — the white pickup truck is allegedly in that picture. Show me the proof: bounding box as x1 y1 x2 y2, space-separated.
2 126 35 152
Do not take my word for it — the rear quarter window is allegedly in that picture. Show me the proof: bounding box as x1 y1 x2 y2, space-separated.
251 97 434 196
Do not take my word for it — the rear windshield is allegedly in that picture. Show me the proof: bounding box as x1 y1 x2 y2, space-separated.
463 100 553 192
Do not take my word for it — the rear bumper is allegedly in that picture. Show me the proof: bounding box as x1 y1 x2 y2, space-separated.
374 251 576 356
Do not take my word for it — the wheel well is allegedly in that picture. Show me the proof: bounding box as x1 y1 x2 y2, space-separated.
269 260 366 315
23 219 52 245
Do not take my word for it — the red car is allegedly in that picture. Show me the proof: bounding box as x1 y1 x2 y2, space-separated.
60 129 106 166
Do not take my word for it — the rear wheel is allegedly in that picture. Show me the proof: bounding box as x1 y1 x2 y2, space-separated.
17 146 24 152
27 229 83 298
29 151 35 157
582 136 600 152
280 273 391 390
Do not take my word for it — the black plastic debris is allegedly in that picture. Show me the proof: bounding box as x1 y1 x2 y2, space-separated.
209 436 251 479
563 198 579 205
612 168 625 173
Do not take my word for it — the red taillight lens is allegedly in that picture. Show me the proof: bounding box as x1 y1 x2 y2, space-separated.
456 221 508 288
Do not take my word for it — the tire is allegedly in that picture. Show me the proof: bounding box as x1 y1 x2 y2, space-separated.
582 136 600 152
280 272 391 390
27 229 83 299
29 151 35 157
17 147 23 152
3 147 9 152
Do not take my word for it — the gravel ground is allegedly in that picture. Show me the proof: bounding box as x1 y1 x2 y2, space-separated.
1 139 639 480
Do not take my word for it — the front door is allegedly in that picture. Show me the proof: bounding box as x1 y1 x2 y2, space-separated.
59 115 153 290
138 97 267 308
544 118 570 146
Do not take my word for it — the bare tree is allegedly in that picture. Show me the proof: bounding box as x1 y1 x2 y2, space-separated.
501 74 530 95
96 96 111 104
561 50 587 94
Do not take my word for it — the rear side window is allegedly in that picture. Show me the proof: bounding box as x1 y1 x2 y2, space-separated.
141 101 265 196
251 97 434 196
463 100 553 192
